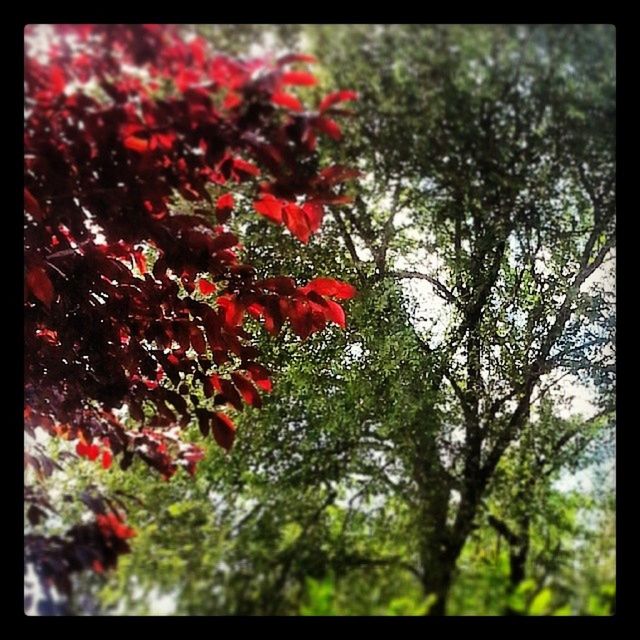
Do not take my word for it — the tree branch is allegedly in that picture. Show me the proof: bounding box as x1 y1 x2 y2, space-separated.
388 270 458 305
488 514 520 547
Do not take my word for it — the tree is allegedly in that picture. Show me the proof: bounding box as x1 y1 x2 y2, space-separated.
111 24 612 616
486 398 613 613
304 24 615 613
28 25 615 617
24 24 357 611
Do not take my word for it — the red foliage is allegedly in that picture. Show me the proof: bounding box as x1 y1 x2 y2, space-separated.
24 24 357 598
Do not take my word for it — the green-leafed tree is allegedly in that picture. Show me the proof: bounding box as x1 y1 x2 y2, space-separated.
298 24 616 613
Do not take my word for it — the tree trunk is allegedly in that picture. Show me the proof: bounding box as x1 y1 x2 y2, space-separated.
421 553 457 616
415 471 456 615
505 519 530 616
418 495 474 615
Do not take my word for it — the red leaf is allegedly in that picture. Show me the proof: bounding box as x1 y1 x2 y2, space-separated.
231 372 262 408
245 363 272 392
301 201 325 234
24 188 43 219
101 450 113 470
189 326 207 355
313 117 342 140
76 442 89 457
277 53 317 66
212 412 236 451
113 520 136 540
254 194 283 223
282 202 312 243
86 444 100 461
217 193 234 209
151 132 175 150
198 279 216 295
50 66 66 93
124 136 150 152
210 374 222 393
319 90 358 113
36 328 58 344
233 158 261 177
324 298 346 328
281 71 317 86
271 91 303 111
26 266 55 308
317 165 361 185
302 277 356 299
216 193 234 223
219 378 244 411
258 277 297 295
190 38 207 66
132 251 147 274
223 91 243 110
287 298 314 339
218 296 244 326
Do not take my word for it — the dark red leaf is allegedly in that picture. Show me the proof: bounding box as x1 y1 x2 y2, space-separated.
277 53 317 66
211 412 236 451
231 372 262 408
195 409 211 437
26 266 55 308
24 188 43 219
313 117 342 140
245 363 273 392
219 378 244 411
189 326 207 355
258 277 297 295
215 193 234 223
210 232 239 253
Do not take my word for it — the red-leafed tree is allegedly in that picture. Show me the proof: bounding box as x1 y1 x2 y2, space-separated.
24 24 357 605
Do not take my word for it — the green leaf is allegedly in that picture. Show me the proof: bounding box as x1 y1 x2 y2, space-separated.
529 588 553 616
